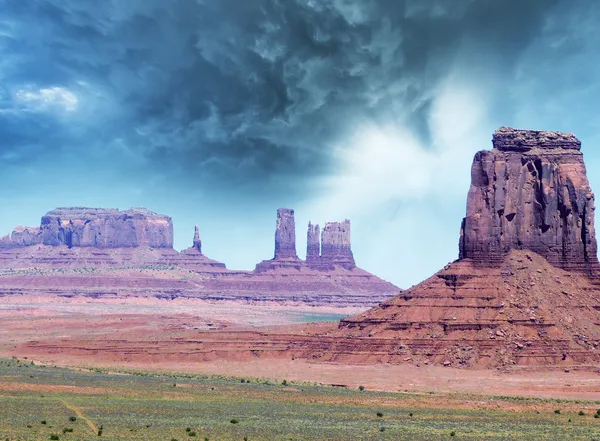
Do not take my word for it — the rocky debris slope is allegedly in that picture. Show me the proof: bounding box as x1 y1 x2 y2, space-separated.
336 128 600 367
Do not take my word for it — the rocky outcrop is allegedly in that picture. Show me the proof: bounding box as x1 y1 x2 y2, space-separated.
337 127 600 368
255 208 302 272
306 222 320 263
274 208 298 260
459 127 598 274
192 225 202 254
39 207 173 249
306 220 355 270
0 226 43 248
0 206 398 307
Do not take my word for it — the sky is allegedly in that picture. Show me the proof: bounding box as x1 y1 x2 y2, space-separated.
2 0 600 288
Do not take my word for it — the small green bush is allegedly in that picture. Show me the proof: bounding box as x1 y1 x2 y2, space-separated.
62 428 73 433
50 435 59 441
376 412 383 418
450 431 456 437
359 385 365 391
379 427 385 432
230 418 239 424
69 416 76 422
188 432 196 437
186 428 191 432
578 410 585 416
41 420 47 425
282 379 288 386
554 409 561 414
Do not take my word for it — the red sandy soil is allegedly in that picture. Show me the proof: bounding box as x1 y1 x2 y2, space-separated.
1 297 599 401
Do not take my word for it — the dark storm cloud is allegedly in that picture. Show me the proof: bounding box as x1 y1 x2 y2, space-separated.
0 0 560 197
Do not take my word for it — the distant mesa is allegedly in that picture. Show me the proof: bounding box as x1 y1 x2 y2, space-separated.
336 127 600 367
0 205 398 307
1 207 173 249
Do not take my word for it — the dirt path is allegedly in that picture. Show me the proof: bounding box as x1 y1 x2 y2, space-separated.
61 399 98 434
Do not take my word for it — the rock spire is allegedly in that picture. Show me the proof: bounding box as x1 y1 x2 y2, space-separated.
192 225 202 253
274 208 298 260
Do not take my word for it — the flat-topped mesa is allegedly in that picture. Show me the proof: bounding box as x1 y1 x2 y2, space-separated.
460 127 598 273
274 208 298 260
321 220 355 270
41 207 173 249
306 222 320 263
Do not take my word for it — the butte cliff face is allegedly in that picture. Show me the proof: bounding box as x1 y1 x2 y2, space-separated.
1 207 173 249
337 128 600 368
40 207 173 249
460 127 598 274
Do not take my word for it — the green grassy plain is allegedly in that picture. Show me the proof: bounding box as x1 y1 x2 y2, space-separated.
1 358 599 441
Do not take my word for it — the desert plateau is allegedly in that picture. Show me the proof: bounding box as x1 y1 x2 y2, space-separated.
3 1 600 439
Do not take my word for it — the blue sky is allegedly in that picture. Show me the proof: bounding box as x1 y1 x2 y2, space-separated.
1 0 600 288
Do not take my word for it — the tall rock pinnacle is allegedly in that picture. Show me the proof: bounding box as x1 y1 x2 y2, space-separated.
459 127 598 273
306 222 320 263
193 225 202 254
274 208 298 259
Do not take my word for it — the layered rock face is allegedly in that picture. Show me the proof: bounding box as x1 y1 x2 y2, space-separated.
337 128 600 368
40 207 173 249
459 127 598 274
274 208 298 260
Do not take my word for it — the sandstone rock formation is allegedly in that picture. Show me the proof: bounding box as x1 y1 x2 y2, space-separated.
274 208 298 260
192 225 202 253
306 222 320 263
39 207 173 249
255 208 303 272
321 220 355 269
306 220 356 270
0 206 398 308
459 127 598 274
337 127 600 368
0 226 42 248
